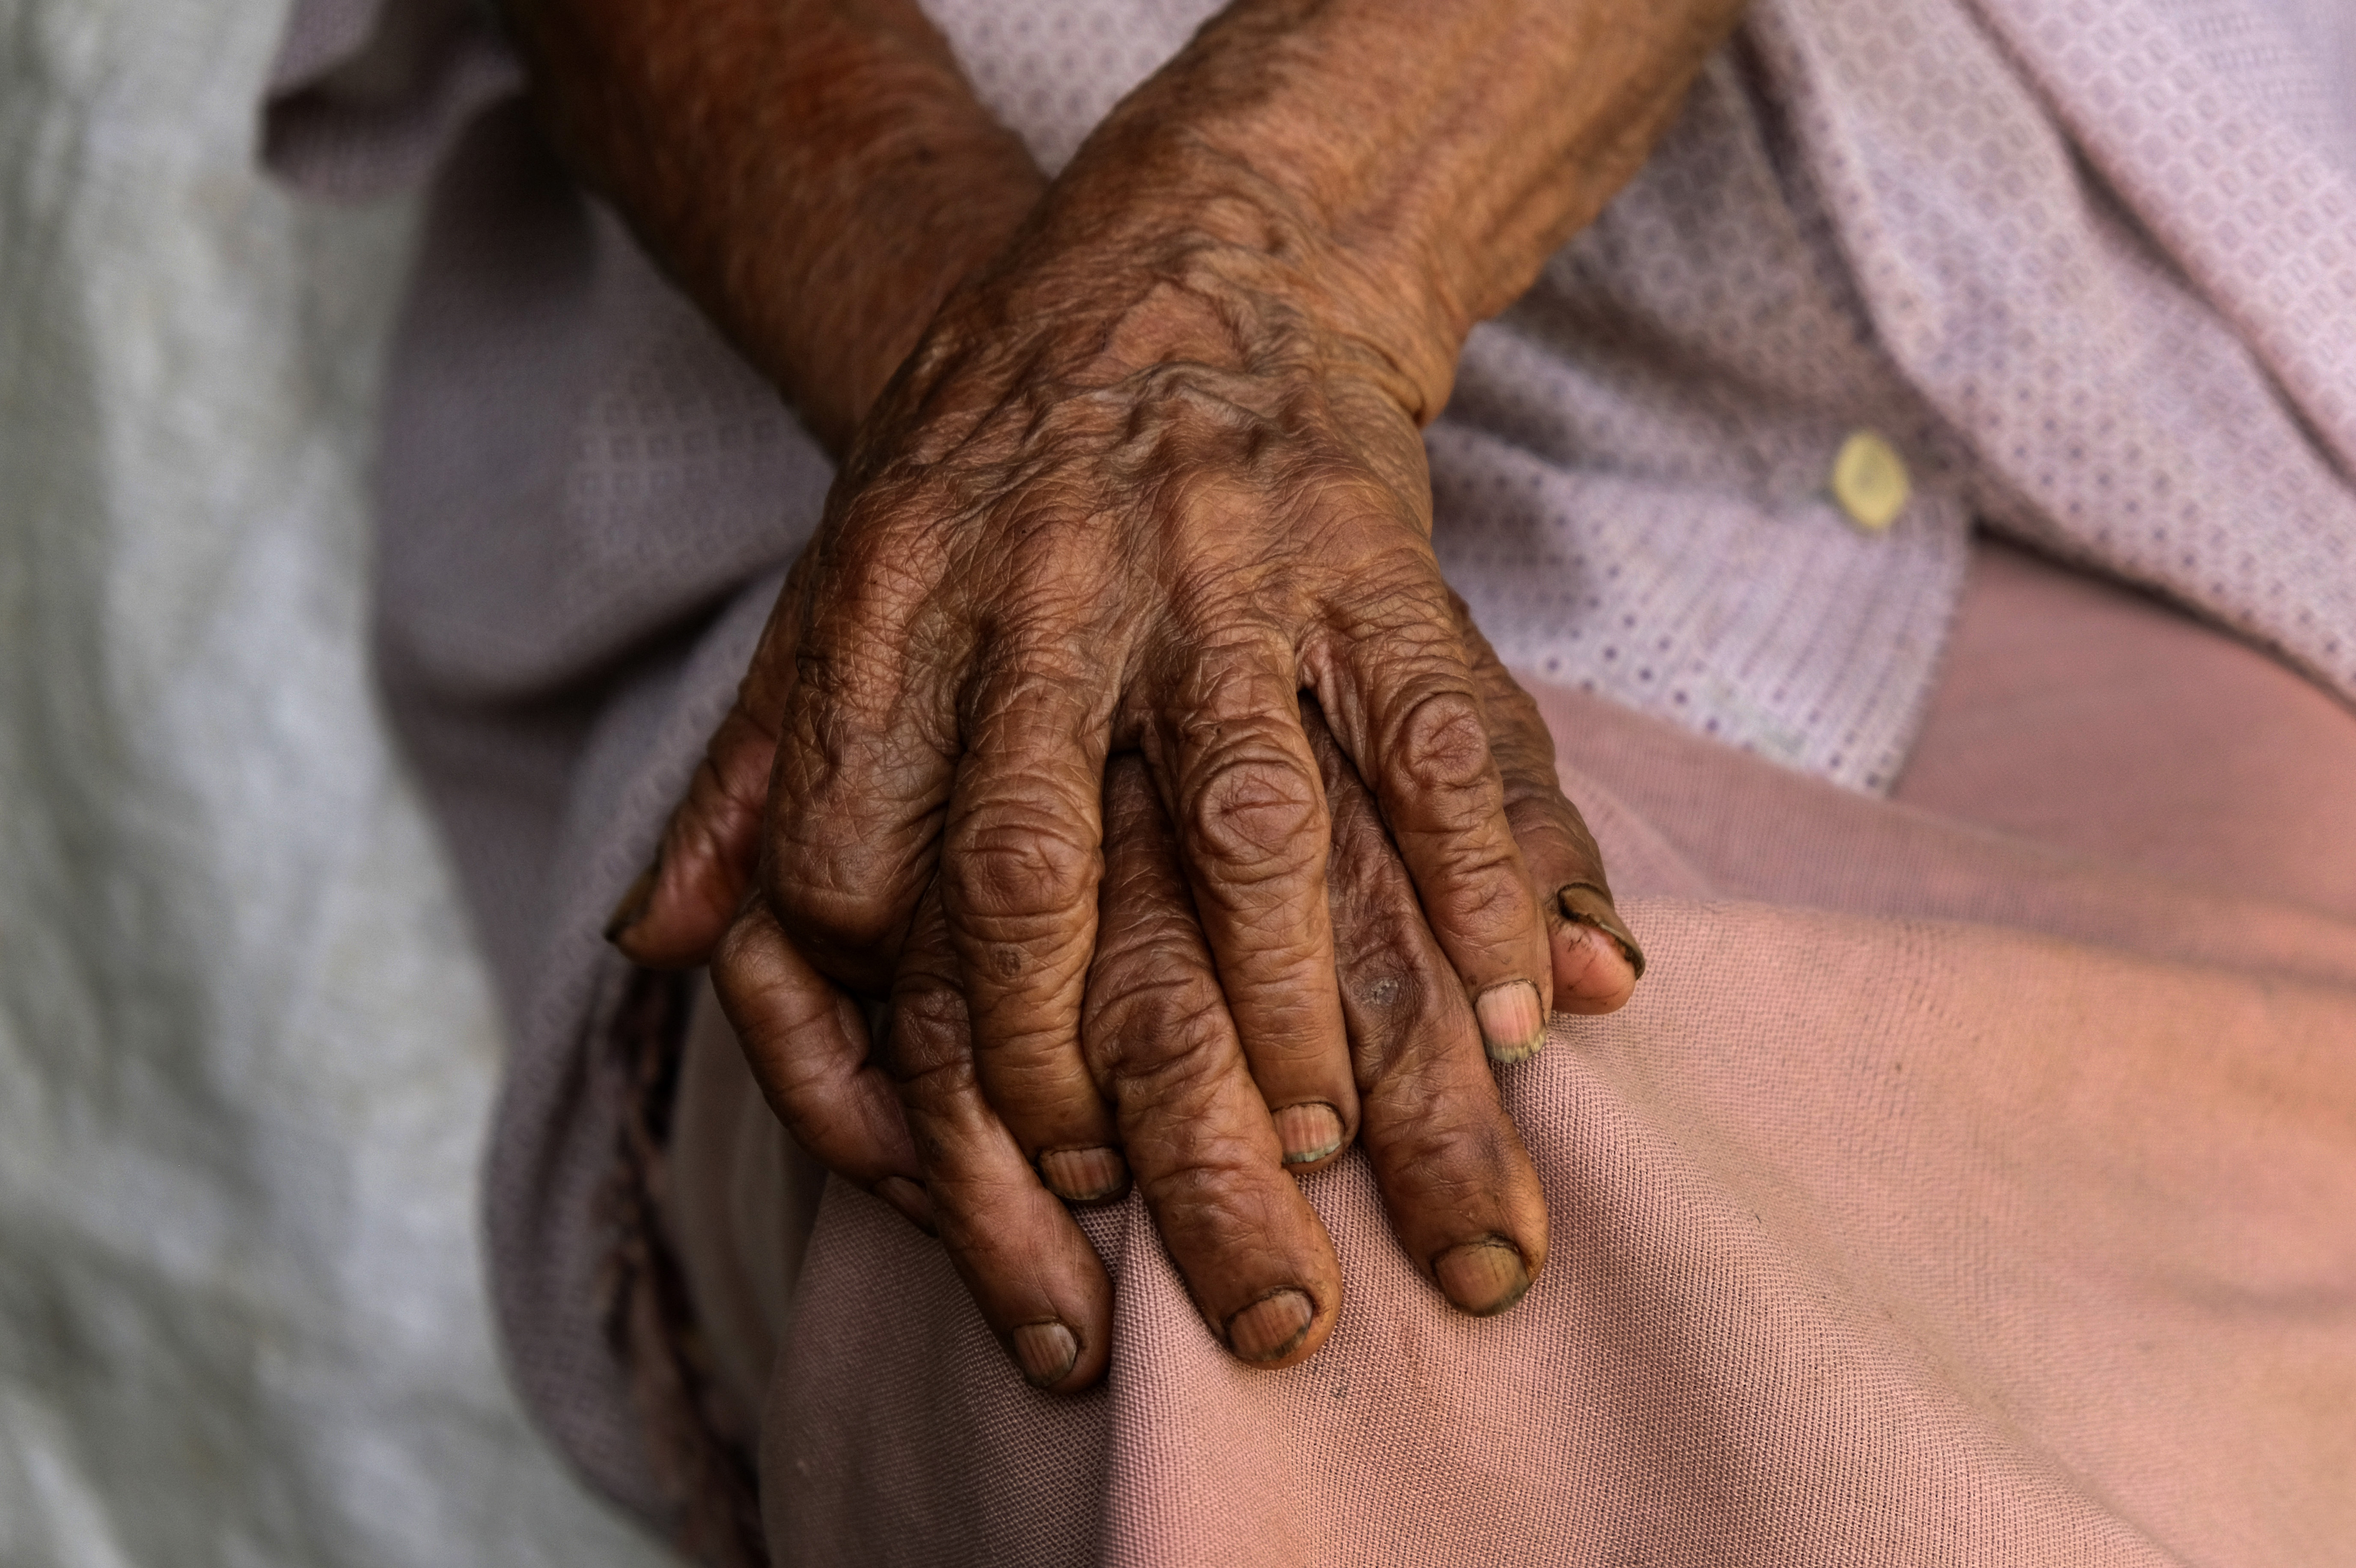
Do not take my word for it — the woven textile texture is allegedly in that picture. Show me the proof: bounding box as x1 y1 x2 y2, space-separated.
256 0 2356 1543
707 539 2356 1565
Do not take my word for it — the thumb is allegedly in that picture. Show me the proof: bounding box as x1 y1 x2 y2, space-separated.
604 701 778 968
607 582 809 968
1457 599 1643 1016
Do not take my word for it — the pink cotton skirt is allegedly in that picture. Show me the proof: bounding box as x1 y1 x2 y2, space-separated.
654 540 2356 1567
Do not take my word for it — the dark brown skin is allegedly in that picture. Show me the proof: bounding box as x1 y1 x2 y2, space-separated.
508 0 1733 1387
714 608 1637 1387
503 0 1046 454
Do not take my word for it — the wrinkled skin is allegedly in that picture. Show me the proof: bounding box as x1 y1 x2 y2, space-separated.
711 607 1640 1384
745 204 1557 1148
642 187 1648 1381
518 0 1734 1388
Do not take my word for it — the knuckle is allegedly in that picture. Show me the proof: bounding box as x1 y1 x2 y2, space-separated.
1379 1092 1510 1183
1325 560 1453 641
886 981 974 1088
1184 751 1324 877
947 808 1100 924
699 711 776 815
1476 675 1554 774
830 499 941 608
970 642 1095 715
761 1046 869 1154
710 912 765 991
773 866 919 979
786 624 897 722
713 916 805 1018
1504 805 1603 886
1334 912 1428 1018
766 866 906 963
1333 925 1438 1083
1090 965 1235 1090
765 817 943 968
764 1044 843 1111
1393 686 1497 804
890 1048 980 1127
1419 848 1537 942
1135 1137 1287 1229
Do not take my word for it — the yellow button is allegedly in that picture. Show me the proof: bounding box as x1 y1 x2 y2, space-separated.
1831 429 1910 533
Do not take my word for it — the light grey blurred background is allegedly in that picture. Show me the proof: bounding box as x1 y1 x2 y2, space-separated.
0 1 674 1561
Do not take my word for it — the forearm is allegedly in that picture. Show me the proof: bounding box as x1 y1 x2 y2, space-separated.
500 0 1738 450
1025 0 1748 422
612 1 1677 1390
499 0 1045 453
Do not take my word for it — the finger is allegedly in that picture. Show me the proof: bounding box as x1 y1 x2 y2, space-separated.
1083 755 1343 1367
710 898 931 1229
609 569 815 970
1456 600 1644 1016
938 652 1127 1202
889 883 1113 1393
762 484 967 993
1311 584 1554 1062
1306 707 1548 1316
1145 633 1359 1168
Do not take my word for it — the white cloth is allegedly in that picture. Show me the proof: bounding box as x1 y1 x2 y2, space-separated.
0 0 672 1562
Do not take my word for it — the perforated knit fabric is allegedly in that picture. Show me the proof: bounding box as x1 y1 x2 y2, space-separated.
260 0 2356 1534
923 0 2356 788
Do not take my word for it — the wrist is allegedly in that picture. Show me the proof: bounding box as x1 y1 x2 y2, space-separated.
954 137 1459 428
770 142 1043 445
1037 0 1746 422
507 0 1047 456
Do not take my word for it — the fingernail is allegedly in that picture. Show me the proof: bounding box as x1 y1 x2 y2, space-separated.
602 861 658 945
875 1176 936 1234
1475 979 1546 1064
1038 1146 1130 1203
1559 883 1645 979
1435 1238 1532 1317
1225 1288 1316 1363
1011 1320 1079 1388
1273 1103 1345 1166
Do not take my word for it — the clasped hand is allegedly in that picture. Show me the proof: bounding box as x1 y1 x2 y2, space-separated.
581 0 1710 1391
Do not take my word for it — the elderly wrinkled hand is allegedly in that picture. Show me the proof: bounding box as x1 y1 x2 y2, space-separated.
533 0 1732 1384
688 181 1568 1180
715 608 1638 1387
631 186 1647 1377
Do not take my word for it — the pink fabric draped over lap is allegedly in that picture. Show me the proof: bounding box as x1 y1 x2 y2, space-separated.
653 544 2356 1566
255 0 2356 1551
255 0 2356 1533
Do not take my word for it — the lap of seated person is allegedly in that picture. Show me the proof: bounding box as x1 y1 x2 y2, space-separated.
257 0 2356 1559
660 538 2356 1564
